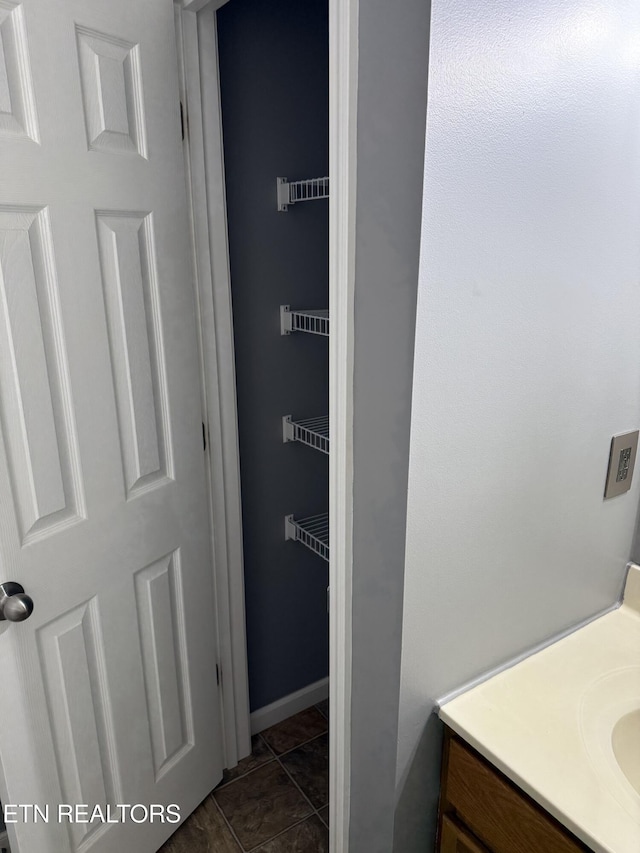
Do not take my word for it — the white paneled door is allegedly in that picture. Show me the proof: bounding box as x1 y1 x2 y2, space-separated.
0 1 223 851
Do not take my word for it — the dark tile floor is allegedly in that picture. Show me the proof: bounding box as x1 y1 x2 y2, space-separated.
160 702 329 853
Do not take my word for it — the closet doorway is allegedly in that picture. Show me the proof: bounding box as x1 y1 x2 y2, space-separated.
175 0 354 849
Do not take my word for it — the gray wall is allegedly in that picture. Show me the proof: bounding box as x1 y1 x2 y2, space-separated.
396 1 640 850
347 1 430 851
217 0 329 711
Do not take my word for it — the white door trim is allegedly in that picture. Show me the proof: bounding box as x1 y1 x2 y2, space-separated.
175 3 357 850
181 0 229 14
174 2 251 770
329 1 357 850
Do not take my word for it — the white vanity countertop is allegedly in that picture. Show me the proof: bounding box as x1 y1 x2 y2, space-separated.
439 564 640 853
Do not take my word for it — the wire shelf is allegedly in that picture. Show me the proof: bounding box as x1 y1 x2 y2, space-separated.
283 415 329 455
285 513 329 562
277 176 329 211
280 305 329 336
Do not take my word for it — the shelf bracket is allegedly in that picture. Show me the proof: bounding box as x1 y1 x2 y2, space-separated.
284 514 297 541
284 513 330 562
282 415 294 443
281 414 329 454
280 304 292 335
277 177 290 212
277 176 329 212
279 305 329 337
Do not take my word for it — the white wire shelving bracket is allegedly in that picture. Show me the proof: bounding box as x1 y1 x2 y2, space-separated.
283 415 329 455
285 513 329 562
280 305 329 337
277 176 329 212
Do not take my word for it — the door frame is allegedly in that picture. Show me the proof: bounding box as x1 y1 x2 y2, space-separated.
176 1 357 850
327 0 357 849
174 1 251 772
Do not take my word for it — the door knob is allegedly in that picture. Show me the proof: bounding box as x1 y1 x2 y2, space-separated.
0 582 34 622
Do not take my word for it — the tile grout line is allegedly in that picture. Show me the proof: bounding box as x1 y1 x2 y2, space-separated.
210 792 248 852
315 702 329 721
264 727 329 760
214 712 329 852
273 740 329 839
214 760 276 792
317 803 329 829
273 722 329 827
263 721 329 836
264 737 320 831
215 736 277 791
245 814 316 853
215 732 327 853
259 732 329 847
214 725 327 792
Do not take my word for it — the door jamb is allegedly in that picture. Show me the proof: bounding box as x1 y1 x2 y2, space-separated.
175 2 357 850
174 1 251 770
328 2 357 849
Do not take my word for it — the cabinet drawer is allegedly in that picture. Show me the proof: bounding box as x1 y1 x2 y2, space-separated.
446 737 587 853
441 814 489 853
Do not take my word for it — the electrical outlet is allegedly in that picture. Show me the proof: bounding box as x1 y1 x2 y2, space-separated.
604 431 639 499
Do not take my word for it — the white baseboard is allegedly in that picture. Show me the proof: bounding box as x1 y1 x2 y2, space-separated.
250 677 329 735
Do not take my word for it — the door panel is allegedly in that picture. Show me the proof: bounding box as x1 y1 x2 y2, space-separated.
0 2 223 851
95 210 172 497
0 1 39 142
0 204 83 542
37 600 120 852
75 26 147 158
134 551 192 780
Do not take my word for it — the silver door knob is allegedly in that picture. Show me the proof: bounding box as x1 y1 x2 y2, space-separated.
0 582 34 623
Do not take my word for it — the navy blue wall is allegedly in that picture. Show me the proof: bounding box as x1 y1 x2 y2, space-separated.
217 0 329 711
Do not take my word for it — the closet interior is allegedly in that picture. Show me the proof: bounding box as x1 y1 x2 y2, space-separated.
216 0 330 718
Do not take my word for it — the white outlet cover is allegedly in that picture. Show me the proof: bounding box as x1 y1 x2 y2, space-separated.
604 431 639 499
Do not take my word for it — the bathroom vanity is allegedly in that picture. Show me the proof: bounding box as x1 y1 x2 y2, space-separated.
437 564 640 853
437 728 589 851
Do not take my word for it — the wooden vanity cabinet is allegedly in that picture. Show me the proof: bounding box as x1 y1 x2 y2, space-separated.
437 728 592 853
440 813 490 852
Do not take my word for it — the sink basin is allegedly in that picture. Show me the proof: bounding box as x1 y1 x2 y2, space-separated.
580 666 640 821
612 709 640 795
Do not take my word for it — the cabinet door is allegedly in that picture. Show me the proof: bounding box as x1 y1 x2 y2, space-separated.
441 815 489 853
